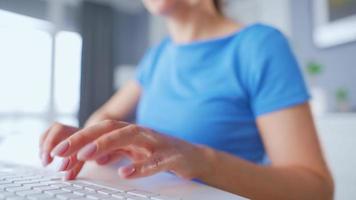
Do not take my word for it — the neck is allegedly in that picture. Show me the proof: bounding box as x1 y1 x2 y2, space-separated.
165 8 239 44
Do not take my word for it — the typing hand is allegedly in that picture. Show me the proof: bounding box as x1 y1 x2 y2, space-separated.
50 120 213 180
39 122 125 180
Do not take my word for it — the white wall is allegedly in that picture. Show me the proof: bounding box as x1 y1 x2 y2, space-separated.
316 114 356 200
224 0 292 36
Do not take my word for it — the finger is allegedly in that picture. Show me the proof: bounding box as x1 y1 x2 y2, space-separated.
58 155 80 171
77 125 151 161
118 154 168 179
51 120 129 157
40 152 53 167
42 123 77 154
95 152 123 165
41 123 76 166
64 161 85 180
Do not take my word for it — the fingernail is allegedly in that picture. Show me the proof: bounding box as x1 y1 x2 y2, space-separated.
58 158 70 171
41 152 50 167
77 143 97 160
118 165 136 178
96 155 110 165
64 170 74 180
51 141 69 157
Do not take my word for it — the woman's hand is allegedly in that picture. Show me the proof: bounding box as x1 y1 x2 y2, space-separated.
39 123 86 180
39 123 79 167
50 120 213 180
39 122 127 179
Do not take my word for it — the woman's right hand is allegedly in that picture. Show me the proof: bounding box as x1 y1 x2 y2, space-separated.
40 123 79 166
40 122 92 180
39 123 84 179
40 122 126 180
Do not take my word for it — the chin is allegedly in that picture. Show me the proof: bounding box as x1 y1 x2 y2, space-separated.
142 0 179 16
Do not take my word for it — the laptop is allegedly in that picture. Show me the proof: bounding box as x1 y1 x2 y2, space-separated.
0 133 247 200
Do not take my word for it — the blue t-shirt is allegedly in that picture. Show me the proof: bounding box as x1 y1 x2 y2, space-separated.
135 24 310 164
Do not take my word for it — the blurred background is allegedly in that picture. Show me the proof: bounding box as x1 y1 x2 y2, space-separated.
0 0 355 199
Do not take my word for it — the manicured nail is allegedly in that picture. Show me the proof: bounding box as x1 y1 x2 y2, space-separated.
77 143 97 160
96 155 110 165
41 152 50 167
58 158 70 171
118 165 136 178
64 170 74 180
51 141 70 157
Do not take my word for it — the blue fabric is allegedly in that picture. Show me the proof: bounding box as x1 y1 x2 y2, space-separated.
135 24 310 164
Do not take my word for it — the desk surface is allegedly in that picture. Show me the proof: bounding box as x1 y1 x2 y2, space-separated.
0 131 247 200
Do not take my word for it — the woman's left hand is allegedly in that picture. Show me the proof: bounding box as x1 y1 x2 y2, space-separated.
50 120 213 180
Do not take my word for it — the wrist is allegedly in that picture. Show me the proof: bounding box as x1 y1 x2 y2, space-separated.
195 145 219 181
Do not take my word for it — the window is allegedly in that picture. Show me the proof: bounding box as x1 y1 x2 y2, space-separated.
54 31 82 125
0 9 82 138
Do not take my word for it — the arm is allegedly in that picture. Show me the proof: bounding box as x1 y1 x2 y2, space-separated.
85 80 141 127
49 104 333 199
199 103 334 199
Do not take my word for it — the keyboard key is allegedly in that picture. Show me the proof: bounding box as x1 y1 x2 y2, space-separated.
62 185 82 192
33 185 57 192
84 185 105 192
13 180 40 185
5 177 26 182
86 192 112 199
56 192 84 199
127 189 158 198
16 190 42 197
125 194 151 200
111 193 126 199
150 196 182 200
6 197 28 200
6 186 30 192
44 189 69 195
22 182 49 189
27 193 54 200
0 191 16 198
0 180 13 184
50 182 70 188
0 183 21 190
97 188 122 195
73 189 96 196
70 181 93 188
22 175 43 180
39 180 58 185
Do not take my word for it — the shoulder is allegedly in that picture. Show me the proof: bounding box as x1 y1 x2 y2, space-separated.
234 23 299 88
235 23 295 67
142 38 170 62
238 23 289 52
243 23 282 35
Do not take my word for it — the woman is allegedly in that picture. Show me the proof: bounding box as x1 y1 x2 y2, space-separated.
39 0 334 199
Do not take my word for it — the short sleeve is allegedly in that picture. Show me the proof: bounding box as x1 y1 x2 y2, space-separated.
135 48 154 87
248 29 310 116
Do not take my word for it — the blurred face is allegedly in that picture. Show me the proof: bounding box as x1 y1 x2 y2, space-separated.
142 0 180 16
142 0 211 16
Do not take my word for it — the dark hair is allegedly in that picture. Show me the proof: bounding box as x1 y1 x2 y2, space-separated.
213 0 223 15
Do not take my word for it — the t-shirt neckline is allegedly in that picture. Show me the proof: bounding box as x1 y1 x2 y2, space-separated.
168 23 257 48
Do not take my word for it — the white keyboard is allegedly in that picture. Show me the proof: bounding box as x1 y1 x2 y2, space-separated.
0 162 180 200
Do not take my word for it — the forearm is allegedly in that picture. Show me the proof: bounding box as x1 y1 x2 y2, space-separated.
84 110 115 127
84 80 142 127
199 147 333 200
